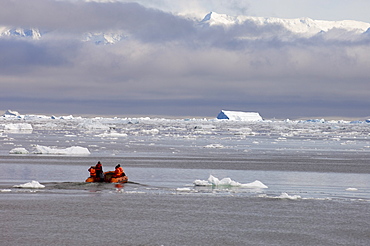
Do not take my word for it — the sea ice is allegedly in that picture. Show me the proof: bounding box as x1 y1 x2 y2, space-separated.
203 144 224 148
77 120 110 130
13 180 45 189
2 123 33 133
176 188 192 192
193 175 268 188
142 129 159 134
9 147 29 154
277 192 301 200
346 188 358 191
95 131 128 138
33 145 90 155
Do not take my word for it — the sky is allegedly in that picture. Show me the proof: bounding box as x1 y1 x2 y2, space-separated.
1 0 370 119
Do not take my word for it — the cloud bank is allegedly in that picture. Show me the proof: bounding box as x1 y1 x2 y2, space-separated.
1 0 370 118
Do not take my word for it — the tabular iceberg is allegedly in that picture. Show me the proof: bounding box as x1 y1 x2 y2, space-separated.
217 110 263 121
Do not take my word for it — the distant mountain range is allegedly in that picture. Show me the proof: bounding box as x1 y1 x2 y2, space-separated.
1 12 369 44
200 12 370 36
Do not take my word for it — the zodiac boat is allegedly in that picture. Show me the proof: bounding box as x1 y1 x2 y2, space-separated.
85 171 128 183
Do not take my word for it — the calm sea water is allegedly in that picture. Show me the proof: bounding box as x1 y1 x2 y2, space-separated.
1 155 369 246
1 118 370 245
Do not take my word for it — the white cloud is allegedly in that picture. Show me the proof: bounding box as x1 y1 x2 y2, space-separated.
1 0 370 118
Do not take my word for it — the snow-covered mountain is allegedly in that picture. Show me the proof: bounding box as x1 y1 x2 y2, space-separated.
1 11 369 43
0 26 126 45
82 31 127 45
200 12 370 37
0 26 41 40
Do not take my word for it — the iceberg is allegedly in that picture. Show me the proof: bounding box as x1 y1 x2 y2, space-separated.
217 110 262 121
2 109 20 117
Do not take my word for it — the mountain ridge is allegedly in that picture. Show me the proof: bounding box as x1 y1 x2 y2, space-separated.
201 12 370 36
1 11 369 44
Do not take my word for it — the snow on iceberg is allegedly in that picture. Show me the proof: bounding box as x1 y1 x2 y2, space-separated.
217 110 263 121
193 175 268 188
33 145 90 155
13 180 45 189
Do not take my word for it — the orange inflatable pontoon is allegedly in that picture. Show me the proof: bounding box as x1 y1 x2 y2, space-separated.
85 171 128 183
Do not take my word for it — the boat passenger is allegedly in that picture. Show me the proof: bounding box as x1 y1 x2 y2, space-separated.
113 164 125 178
88 166 96 178
95 161 104 181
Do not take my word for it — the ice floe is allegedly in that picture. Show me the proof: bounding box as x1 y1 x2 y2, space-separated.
33 145 90 155
2 123 33 133
203 144 224 148
258 193 302 200
193 175 268 188
13 180 45 189
9 147 29 154
346 188 358 191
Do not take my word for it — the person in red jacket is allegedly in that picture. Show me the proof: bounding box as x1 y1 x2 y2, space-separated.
88 166 96 178
113 164 125 178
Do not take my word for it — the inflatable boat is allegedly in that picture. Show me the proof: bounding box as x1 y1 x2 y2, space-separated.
85 171 128 183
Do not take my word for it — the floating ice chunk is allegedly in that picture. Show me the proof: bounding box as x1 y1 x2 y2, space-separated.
77 120 110 130
240 180 269 189
13 180 45 189
193 175 268 188
346 188 358 191
142 129 159 135
176 188 192 192
193 179 211 186
204 144 224 148
96 131 128 138
277 192 301 200
3 123 33 133
9 147 29 154
34 145 90 155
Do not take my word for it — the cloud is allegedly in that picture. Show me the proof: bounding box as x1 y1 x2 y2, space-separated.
0 0 195 36
1 0 370 118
